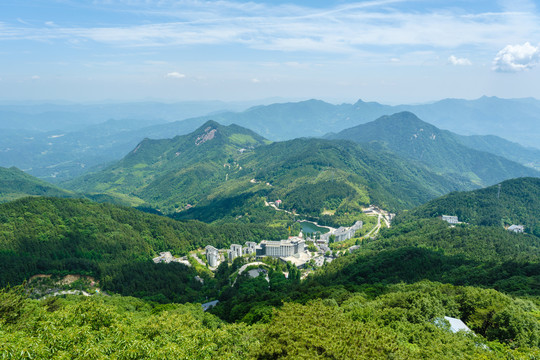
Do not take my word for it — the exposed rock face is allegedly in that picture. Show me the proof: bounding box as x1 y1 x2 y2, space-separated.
195 127 217 146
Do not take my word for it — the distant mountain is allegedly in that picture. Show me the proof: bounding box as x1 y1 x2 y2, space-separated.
170 99 386 141
167 96 540 149
400 96 540 149
1 97 538 182
64 121 270 212
0 166 74 202
0 100 257 132
326 112 539 187
65 121 468 223
0 119 166 181
402 177 540 234
451 134 540 171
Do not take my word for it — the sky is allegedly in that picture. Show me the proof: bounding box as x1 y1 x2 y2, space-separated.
1 0 540 104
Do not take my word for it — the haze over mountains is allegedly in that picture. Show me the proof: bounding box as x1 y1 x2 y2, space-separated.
0 96 539 182
326 112 539 187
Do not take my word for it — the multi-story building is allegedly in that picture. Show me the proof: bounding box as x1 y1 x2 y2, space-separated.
321 221 363 242
243 241 257 255
256 238 305 258
231 244 243 259
205 245 220 267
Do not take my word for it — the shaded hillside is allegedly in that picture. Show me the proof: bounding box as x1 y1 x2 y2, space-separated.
452 134 540 171
0 196 287 300
326 112 538 187
0 166 74 202
401 177 540 233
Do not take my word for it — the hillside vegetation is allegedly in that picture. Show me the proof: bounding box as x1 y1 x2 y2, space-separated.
65 121 465 223
0 196 287 302
326 112 539 188
402 177 540 234
1 281 539 359
0 166 74 203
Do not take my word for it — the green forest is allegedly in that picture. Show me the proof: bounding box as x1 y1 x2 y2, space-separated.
402 177 540 234
0 197 288 303
63 121 465 220
1 280 539 359
1 129 539 357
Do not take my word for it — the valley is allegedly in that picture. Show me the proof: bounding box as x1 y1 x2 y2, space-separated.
0 102 539 359
3 0 540 357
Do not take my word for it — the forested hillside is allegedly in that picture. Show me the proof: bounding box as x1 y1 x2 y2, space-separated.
453 134 540 171
0 166 74 202
65 121 466 223
0 197 287 302
2 280 538 358
402 177 540 233
326 112 539 187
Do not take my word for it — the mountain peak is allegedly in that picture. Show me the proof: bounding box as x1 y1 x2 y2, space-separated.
194 124 218 146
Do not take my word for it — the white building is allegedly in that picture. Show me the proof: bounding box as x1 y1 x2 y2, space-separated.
230 244 243 259
205 245 220 267
441 215 458 224
256 238 305 258
508 224 525 233
243 241 257 255
321 221 363 242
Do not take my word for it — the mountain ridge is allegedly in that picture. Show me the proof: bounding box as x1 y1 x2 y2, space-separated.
325 111 539 187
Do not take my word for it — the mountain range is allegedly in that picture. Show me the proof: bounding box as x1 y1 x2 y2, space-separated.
60 117 537 225
0 96 538 181
1 103 540 357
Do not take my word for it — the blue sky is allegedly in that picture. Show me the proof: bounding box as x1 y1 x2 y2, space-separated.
1 0 540 103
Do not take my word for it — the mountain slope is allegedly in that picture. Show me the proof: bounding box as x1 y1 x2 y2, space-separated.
0 196 287 298
66 121 468 223
401 177 540 233
64 121 270 212
400 96 540 148
452 134 540 171
2 97 538 182
0 166 74 202
326 112 539 187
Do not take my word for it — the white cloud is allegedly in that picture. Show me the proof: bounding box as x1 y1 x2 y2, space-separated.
251 78 260 83
448 55 472 66
31 75 40 80
492 42 540 72
166 71 185 79
1 1 539 59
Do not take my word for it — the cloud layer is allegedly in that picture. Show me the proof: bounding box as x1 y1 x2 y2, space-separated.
492 42 540 72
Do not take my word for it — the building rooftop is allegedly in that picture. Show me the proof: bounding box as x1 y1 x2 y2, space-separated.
442 316 472 333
